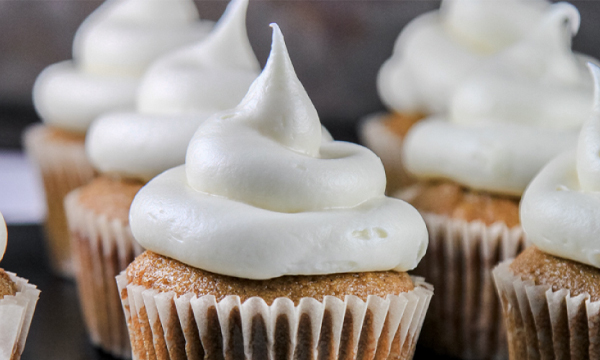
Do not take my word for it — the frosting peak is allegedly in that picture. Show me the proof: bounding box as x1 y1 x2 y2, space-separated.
235 24 322 157
130 24 428 279
136 0 259 116
86 0 259 181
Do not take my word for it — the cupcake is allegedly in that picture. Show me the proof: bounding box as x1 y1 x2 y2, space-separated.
117 24 432 360
360 0 567 193
63 0 260 357
0 212 41 360
24 0 213 277
397 3 595 359
493 63 600 360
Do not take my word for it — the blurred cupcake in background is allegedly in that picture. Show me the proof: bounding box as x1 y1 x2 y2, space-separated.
117 24 432 360
63 0 260 356
360 0 562 193
24 0 213 277
494 63 600 360
397 3 595 359
0 212 40 360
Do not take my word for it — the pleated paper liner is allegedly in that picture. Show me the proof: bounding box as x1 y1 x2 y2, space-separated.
116 273 433 360
412 212 527 360
65 188 143 358
0 272 40 360
358 114 416 194
23 124 96 277
494 260 600 360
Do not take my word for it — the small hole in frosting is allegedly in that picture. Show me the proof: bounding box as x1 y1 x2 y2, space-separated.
375 228 388 238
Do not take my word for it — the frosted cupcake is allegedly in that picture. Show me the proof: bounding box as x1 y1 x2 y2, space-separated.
493 63 600 360
24 0 212 277
63 0 259 357
0 212 41 360
360 0 567 193
117 24 432 360
397 3 595 359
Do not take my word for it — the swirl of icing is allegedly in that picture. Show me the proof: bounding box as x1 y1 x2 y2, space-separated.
521 64 600 268
33 0 212 134
129 24 428 279
378 0 551 115
86 0 259 181
0 212 5 263
403 2 593 196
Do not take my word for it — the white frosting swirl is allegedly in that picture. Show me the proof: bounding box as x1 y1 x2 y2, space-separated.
33 0 212 133
521 64 600 268
378 0 551 115
0 212 5 263
130 24 428 279
86 0 259 181
403 2 594 196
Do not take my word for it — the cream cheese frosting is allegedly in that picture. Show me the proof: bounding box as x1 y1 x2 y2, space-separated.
129 24 428 279
378 0 552 115
0 212 5 263
520 64 600 268
33 0 213 134
86 0 259 181
403 2 593 196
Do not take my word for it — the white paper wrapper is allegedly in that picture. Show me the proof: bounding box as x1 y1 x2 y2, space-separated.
494 260 600 360
65 188 143 359
0 272 40 360
116 272 433 360
358 114 416 193
412 212 526 360
23 124 96 277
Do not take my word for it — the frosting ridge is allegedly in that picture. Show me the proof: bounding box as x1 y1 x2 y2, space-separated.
33 0 212 133
378 0 551 114
521 63 600 268
86 0 259 181
130 24 428 279
403 2 593 196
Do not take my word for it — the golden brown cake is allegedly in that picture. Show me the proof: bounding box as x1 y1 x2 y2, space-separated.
128 251 415 305
382 112 426 140
77 176 144 223
0 269 17 299
510 247 600 301
400 181 520 227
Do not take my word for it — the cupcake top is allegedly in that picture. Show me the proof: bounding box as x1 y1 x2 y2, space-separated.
520 64 600 268
403 2 594 197
86 0 259 181
129 24 428 280
378 0 552 115
33 0 213 134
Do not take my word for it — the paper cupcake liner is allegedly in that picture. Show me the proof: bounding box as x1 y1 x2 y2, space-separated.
0 272 40 360
65 188 143 358
116 272 433 360
358 114 415 193
23 124 96 277
413 212 527 359
493 260 600 360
